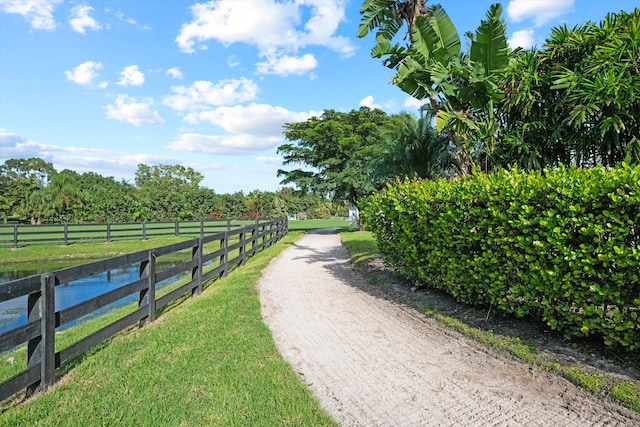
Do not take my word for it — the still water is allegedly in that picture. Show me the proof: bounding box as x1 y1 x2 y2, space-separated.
0 261 187 334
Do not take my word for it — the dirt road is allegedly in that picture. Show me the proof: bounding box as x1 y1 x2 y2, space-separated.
258 229 639 426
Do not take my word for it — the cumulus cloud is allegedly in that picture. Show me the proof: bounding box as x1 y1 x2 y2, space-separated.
256 53 318 76
184 103 320 137
175 0 354 76
403 97 425 110
0 0 62 30
168 133 282 155
163 78 259 111
117 65 145 86
359 95 381 109
509 29 536 49
69 5 102 34
64 61 103 86
104 95 164 126
166 67 183 79
507 0 574 27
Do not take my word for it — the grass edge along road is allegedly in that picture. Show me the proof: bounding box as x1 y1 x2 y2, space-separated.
1 230 338 426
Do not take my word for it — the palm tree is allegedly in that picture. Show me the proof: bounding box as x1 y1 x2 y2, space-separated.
372 111 457 183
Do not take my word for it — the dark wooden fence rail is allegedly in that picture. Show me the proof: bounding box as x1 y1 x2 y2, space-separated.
0 219 259 248
0 217 287 402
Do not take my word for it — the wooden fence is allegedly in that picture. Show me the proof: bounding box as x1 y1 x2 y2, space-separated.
0 217 287 402
0 219 259 248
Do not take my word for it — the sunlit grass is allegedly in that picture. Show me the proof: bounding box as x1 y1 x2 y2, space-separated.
1 231 338 426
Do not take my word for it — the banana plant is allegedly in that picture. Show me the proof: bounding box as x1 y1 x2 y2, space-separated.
359 2 510 175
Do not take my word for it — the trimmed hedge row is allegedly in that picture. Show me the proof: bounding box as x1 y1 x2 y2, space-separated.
362 164 640 350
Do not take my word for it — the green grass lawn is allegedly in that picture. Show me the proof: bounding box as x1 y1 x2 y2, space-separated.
285 218 349 231
0 231 337 426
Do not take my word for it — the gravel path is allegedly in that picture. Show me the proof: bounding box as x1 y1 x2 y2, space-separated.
258 229 640 426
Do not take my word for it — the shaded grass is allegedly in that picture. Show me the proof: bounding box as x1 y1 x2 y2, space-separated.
1 232 337 426
338 230 640 413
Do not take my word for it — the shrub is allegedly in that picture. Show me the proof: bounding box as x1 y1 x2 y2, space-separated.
362 164 640 350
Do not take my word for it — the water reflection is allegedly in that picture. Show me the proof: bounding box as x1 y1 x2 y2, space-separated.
0 261 187 334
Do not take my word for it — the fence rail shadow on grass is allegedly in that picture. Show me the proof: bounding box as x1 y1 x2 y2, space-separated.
0 219 261 248
0 217 288 402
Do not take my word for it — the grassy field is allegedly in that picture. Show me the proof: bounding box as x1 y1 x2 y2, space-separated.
1 231 338 426
286 218 350 231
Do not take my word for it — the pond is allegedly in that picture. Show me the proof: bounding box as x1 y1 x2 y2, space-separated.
0 260 188 334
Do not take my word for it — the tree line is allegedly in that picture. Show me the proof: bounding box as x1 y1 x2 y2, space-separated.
0 158 345 224
277 3 639 217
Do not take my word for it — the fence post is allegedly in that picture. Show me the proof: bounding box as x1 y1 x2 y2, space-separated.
220 231 228 277
226 218 231 232
139 250 156 325
200 220 204 239
175 221 179 237
26 273 55 395
13 225 18 249
63 224 68 246
192 239 203 296
106 223 111 243
239 227 246 266
142 222 147 241
40 274 56 389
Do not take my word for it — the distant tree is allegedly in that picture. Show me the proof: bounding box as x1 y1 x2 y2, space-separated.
277 107 389 228
221 192 249 219
134 163 204 221
0 157 55 222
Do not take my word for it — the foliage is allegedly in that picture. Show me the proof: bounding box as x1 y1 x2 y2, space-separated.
500 8 640 168
372 110 457 182
278 107 390 212
358 2 510 175
362 164 640 350
0 159 339 224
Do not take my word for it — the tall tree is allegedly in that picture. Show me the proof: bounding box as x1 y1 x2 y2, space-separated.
0 158 55 222
277 107 389 228
359 2 510 175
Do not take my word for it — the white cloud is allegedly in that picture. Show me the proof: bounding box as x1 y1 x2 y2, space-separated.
403 97 425 110
166 67 183 79
0 0 62 30
104 95 164 126
175 0 354 76
256 156 283 166
163 78 259 111
69 5 102 34
509 29 536 49
359 95 381 109
507 0 574 27
64 61 103 86
256 53 318 76
184 103 320 137
228 55 240 67
168 133 281 155
117 65 145 86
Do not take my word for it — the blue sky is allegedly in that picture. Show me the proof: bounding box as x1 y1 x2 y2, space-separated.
0 0 635 193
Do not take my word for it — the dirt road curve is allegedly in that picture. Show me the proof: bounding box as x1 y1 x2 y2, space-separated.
258 229 640 427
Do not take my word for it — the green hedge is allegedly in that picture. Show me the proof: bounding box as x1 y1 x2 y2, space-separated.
362 164 640 350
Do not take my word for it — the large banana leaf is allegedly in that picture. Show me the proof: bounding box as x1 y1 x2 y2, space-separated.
357 0 401 40
469 3 509 79
411 5 460 66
